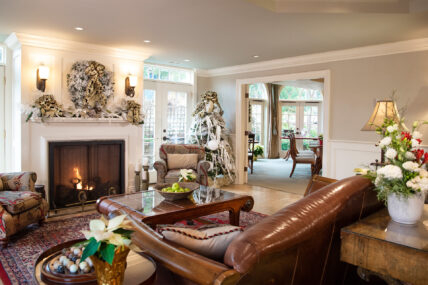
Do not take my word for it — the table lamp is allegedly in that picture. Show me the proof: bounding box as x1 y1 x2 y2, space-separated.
361 99 401 163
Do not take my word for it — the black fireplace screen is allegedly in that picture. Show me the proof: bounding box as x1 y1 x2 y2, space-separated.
48 140 125 209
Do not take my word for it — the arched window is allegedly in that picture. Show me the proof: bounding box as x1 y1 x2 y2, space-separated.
249 83 267 100
279 86 322 101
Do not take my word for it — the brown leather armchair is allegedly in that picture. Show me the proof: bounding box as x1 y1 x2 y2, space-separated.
129 175 382 285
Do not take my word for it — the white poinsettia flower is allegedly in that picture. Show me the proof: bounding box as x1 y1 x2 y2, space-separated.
107 233 129 246
82 229 114 242
107 215 127 232
90 219 106 232
385 148 397 160
402 161 420 172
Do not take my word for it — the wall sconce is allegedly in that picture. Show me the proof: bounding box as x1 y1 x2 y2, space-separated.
37 65 49 92
125 75 137 97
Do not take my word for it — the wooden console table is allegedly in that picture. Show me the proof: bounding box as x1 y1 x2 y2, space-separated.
340 205 428 285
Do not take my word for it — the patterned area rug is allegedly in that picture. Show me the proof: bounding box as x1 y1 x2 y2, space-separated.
0 211 267 285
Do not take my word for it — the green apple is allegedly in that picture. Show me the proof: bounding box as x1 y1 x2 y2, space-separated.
172 183 180 190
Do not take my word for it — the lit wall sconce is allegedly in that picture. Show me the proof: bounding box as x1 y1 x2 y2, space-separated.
37 65 49 92
125 75 137 97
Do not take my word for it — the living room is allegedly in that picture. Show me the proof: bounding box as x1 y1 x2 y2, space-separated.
0 0 427 284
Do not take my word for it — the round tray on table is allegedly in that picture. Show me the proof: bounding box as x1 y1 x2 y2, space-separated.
34 239 157 285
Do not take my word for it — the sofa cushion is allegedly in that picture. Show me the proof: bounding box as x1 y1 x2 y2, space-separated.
0 191 43 214
157 224 243 260
167 153 198 170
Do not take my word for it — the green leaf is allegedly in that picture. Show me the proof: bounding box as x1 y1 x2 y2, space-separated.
100 243 116 265
113 228 134 238
81 237 100 262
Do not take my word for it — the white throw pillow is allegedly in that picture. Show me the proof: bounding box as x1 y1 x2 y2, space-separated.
157 224 243 259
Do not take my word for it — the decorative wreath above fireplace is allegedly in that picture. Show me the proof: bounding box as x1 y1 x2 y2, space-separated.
24 60 144 125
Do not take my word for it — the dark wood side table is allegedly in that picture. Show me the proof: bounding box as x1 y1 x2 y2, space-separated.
35 184 46 199
340 205 428 285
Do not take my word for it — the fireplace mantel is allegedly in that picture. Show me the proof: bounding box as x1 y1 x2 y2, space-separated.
29 117 130 124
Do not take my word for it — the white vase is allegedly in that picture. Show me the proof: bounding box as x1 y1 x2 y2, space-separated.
387 192 425 224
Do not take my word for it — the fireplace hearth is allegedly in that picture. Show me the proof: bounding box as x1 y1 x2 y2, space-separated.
49 140 125 209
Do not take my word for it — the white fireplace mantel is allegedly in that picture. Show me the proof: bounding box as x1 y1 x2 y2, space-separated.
22 120 142 206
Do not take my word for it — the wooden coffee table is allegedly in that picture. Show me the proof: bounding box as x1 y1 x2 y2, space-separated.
96 186 254 227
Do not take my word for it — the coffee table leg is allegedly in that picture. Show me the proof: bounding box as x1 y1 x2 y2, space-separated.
229 209 241 226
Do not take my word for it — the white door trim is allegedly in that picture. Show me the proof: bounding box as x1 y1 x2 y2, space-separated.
235 69 331 184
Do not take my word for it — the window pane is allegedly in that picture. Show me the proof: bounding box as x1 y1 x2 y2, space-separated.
143 89 156 168
280 86 322 101
302 105 319 138
167 92 187 144
144 64 193 84
250 104 262 143
160 70 169 81
249 83 267 100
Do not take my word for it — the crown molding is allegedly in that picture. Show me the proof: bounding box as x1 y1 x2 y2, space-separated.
5 33 151 62
197 37 428 77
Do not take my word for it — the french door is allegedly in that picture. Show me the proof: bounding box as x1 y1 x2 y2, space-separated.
143 81 193 181
280 101 321 153
249 100 265 147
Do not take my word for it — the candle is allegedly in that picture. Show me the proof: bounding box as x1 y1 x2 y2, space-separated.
142 171 147 180
143 157 149 166
135 161 141 172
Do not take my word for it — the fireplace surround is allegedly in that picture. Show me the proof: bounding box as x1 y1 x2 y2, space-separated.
48 140 125 209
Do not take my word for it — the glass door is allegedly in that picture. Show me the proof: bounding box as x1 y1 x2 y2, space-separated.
280 103 297 154
280 102 321 154
143 81 192 181
249 100 264 145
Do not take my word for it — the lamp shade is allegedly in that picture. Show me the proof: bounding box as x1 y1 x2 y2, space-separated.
128 75 137 87
361 100 400 131
38 66 49 79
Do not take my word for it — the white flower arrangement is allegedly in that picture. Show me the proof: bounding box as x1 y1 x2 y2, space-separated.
355 118 428 203
179 169 197 182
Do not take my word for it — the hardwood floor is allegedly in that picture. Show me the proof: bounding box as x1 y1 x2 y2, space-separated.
222 184 303 215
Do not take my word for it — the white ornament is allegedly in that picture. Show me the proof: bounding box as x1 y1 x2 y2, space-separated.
79 261 88 270
207 140 219 151
69 264 78 274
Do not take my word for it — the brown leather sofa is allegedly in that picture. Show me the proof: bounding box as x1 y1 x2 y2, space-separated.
129 176 382 285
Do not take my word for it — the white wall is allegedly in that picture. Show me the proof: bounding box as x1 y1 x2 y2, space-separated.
197 47 428 180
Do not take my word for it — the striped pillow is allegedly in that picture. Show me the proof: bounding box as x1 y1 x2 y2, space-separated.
157 224 243 260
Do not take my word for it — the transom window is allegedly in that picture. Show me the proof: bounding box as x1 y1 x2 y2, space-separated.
144 64 193 84
249 83 267 100
280 86 322 101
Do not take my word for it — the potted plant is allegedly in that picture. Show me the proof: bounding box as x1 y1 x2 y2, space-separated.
355 119 428 224
81 215 133 284
179 169 197 182
253 145 264 161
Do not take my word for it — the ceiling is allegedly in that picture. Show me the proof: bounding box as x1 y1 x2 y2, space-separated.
0 0 428 69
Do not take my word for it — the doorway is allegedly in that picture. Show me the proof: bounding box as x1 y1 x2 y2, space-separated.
235 70 331 194
143 81 193 181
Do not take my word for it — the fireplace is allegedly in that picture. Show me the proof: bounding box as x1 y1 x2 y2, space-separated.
49 140 125 209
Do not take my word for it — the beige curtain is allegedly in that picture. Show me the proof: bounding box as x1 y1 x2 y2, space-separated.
266 83 280 158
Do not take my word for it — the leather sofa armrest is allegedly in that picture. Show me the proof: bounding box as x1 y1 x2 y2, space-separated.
128 213 240 285
0 172 37 192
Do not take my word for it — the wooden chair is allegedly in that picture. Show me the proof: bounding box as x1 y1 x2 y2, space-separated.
289 133 316 177
248 133 255 174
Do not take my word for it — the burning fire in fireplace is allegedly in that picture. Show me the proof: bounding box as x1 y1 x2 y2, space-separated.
72 167 94 191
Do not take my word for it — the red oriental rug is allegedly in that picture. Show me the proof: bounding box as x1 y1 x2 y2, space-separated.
0 211 266 285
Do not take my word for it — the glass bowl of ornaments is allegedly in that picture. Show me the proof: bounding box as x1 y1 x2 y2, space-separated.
36 239 97 284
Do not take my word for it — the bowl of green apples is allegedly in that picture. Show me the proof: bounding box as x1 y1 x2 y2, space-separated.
153 182 199 201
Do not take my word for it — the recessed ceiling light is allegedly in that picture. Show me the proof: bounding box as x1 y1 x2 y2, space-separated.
74 27 84 31
184 59 191 62
144 40 151 43
253 55 260 58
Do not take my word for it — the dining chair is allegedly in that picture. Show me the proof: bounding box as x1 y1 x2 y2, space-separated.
289 133 316 177
248 133 255 174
